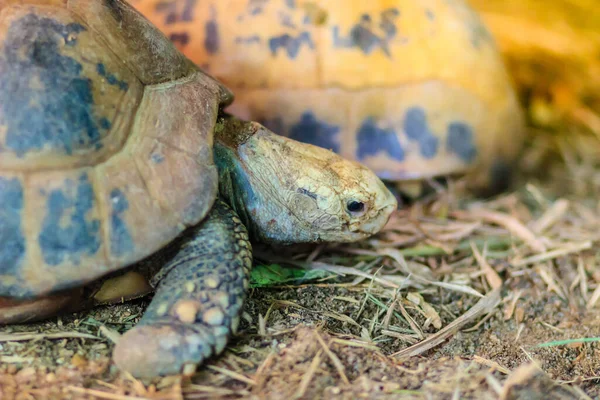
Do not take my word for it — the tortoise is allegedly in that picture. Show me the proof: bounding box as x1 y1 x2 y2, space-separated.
133 0 526 197
0 0 397 378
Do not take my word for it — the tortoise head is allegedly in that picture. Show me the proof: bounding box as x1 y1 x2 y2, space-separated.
215 118 397 244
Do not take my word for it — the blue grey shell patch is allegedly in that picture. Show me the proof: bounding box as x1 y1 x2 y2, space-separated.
0 14 114 157
39 174 101 266
204 5 220 54
155 0 196 24
269 32 314 59
0 177 25 277
403 107 440 159
446 121 477 162
332 8 400 58
357 117 405 161
109 188 134 257
353 107 477 163
96 63 129 91
233 1 315 59
288 111 340 153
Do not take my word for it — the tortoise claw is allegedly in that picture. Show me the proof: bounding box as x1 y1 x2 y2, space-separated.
113 316 235 377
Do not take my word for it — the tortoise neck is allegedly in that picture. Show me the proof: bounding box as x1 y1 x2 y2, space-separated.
212 114 264 241
213 141 262 241
214 113 257 148
212 118 317 245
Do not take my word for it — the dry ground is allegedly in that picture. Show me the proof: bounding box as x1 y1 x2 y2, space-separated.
2 130 600 399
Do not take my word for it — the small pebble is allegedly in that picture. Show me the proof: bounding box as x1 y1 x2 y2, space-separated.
71 353 88 368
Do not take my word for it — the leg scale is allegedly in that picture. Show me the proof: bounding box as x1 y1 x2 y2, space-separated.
113 200 252 377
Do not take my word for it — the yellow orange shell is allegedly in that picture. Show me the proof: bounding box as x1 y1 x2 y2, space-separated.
133 0 525 190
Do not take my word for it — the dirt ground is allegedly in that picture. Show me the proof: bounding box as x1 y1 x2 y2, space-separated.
3 131 600 399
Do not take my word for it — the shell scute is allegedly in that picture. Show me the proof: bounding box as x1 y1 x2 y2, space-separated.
0 168 110 298
0 4 143 170
131 74 220 227
96 153 182 269
0 13 103 157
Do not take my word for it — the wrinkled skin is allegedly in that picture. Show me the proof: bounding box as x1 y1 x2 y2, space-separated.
215 116 397 244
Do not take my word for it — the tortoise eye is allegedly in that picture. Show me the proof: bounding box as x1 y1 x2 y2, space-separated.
346 200 365 214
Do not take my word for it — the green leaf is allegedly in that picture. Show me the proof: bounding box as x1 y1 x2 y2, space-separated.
250 264 333 287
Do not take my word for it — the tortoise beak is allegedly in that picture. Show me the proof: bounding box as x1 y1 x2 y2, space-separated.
361 185 397 235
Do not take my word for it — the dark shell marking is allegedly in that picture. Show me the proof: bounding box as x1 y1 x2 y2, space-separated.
288 112 340 153
261 106 477 165
353 107 476 163
269 32 314 59
235 35 261 45
403 107 439 159
357 117 405 162
0 177 25 279
155 0 196 25
204 6 219 54
0 14 121 157
446 121 477 162
109 188 134 257
169 32 190 47
153 0 197 48
97 63 129 91
39 174 101 266
332 8 400 58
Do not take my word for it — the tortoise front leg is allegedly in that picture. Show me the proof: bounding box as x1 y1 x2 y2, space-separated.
113 199 252 378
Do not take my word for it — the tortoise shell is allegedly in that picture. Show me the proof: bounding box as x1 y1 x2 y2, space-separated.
134 0 525 191
0 0 232 298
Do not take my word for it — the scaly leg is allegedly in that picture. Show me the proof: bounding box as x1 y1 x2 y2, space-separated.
113 199 252 377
